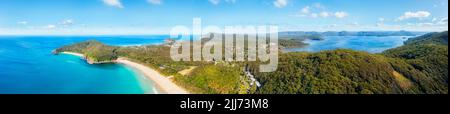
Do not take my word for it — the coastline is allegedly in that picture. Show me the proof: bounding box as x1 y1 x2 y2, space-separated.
61 52 84 57
60 52 189 94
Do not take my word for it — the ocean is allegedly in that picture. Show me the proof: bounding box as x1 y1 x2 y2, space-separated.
0 36 167 94
285 36 412 53
0 35 411 94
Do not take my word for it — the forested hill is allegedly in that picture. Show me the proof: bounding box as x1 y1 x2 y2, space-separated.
404 31 448 45
54 40 119 64
251 31 448 94
383 31 448 94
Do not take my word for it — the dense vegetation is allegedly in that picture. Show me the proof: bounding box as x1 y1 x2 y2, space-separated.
55 31 448 94
249 31 448 94
279 39 309 48
55 40 118 63
250 50 404 94
176 64 242 94
277 34 324 49
383 31 448 94
404 31 448 45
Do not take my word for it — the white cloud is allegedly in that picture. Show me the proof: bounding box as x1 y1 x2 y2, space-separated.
225 0 237 4
274 0 288 8
376 23 384 27
417 23 434 26
313 3 324 9
294 4 349 19
301 6 310 14
385 16 448 31
349 22 359 26
59 19 74 27
102 0 123 8
377 18 385 26
44 25 56 29
0 26 176 35
147 0 162 5
208 0 237 5
334 12 348 18
328 24 338 28
398 11 431 21
18 21 28 25
437 17 448 25
310 13 318 18
432 18 438 22
319 12 330 18
209 0 220 5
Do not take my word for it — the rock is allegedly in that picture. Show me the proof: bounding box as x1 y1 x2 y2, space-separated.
51 50 59 55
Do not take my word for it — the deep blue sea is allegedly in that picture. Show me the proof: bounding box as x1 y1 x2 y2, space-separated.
0 35 411 94
0 36 168 94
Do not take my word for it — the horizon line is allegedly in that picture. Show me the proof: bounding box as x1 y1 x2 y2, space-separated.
0 30 445 36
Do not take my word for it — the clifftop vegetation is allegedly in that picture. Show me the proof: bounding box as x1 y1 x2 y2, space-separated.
249 31 447 94
55 40 118 64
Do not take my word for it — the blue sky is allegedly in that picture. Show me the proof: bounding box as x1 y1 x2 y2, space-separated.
0 0 448 35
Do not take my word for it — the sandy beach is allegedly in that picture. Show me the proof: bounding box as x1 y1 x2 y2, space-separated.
61 52 189 94
116 58 188 94
61 52 84 57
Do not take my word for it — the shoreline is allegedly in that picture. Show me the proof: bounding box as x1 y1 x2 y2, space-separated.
61 52 84 57
60 52 188 94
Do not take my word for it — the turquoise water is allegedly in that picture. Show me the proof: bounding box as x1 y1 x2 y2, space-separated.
0 35 412 94
0 36 167 94
285 36 413 53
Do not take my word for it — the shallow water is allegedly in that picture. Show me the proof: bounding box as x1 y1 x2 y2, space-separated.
0 36 167 94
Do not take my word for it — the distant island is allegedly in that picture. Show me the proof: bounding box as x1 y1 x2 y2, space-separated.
279 30 424 37
54 31 448 94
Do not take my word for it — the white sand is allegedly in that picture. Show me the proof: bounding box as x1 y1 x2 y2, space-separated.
60 51 189 94
116 58 189 94
61 52 84 57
